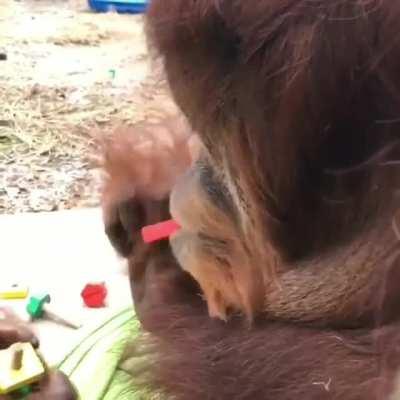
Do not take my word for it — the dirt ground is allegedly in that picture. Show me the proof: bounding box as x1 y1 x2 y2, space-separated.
0 0 177 213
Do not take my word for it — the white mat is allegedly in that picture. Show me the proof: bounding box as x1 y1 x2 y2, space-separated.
0 208 131 366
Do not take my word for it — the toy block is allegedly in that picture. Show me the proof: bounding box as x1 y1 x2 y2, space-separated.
0 342 45 395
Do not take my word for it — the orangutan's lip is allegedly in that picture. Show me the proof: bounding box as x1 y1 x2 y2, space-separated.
169 184 188 230
141 219 181 244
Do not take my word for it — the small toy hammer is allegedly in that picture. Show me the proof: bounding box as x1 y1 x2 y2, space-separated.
26 294 81 330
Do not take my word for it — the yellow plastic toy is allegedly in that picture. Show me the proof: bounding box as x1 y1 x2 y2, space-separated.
0 284 29 299
0 342 45 395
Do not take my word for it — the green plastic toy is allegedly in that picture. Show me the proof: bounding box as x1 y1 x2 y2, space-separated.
26 294 81 330
26 294 50 319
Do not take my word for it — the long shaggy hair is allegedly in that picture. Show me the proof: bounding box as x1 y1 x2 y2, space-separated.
100 1 400 399
144 0 400 323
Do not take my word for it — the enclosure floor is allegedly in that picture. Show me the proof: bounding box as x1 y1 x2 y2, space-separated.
0 0 176 214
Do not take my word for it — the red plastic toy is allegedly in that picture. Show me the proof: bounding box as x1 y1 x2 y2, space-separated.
141 219 181 244
81 283 107 308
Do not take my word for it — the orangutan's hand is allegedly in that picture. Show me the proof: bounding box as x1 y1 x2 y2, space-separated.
101 115 199 258
0 308 77 400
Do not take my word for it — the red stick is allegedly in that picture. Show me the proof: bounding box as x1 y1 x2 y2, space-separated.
141 219 181 244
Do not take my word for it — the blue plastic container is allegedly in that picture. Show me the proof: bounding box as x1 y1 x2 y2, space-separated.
88 0 148 14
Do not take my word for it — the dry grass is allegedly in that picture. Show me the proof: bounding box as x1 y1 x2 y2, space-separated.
0 0 177 213
0 79 173 164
